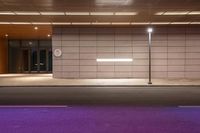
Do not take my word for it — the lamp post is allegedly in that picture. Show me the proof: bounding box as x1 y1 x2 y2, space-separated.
147 28 153 84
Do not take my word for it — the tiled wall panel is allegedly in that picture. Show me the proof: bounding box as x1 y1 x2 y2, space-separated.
52 27 200 79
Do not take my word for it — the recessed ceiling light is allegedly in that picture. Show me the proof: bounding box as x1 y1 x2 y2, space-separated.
32 22 51 25
5 34 8 37
115 12 137 15
0 11 15 15
14 12 40 15
71 22 91 25
47 34 51 37
90 12 114 15
34 26 38 30
11 22 31 24
40 12 65 15
52 22 71 25
188 11 200 15
66 12 90 15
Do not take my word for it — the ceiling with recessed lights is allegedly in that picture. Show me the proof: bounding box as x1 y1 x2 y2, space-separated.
0 25 51 39
0 0 200 39
0 0 200 24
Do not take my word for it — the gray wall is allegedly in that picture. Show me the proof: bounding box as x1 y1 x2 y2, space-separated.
52 27 200 79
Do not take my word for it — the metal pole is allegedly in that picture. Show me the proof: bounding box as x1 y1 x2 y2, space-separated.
148 31 152 84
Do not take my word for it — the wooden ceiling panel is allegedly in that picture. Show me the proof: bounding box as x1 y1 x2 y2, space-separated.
0 25 52 39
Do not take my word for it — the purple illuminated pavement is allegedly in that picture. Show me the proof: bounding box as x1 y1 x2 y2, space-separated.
0 106 200 133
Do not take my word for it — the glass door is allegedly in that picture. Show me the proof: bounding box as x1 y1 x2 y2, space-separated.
22 49 29 72
39 49 47 72
9 40 52 73
30 48 38 72
21 48 51 73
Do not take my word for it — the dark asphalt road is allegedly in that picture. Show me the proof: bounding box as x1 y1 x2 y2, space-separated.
0 86 200 105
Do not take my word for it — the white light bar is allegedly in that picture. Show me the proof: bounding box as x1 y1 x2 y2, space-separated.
112 22 130 25
131 22 150 25
66 12 90 15
190 22 200 24
90 12 114 15
11 22 31 24
52 22 71 25
0 11 15 15
40 12 65 15
97 58 133 62
171 22 190 24
32 22 51 25
72 22 91 25
14 12 40 15
151 22 170 25
92 22 111 25
115 12 137 15
0 22 11 24
1 21 200 25
164 11 189 15
154 12 164 15
189 11 200 15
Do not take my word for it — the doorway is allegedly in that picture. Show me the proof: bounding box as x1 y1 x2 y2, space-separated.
9 40 52 73
22 48 52 73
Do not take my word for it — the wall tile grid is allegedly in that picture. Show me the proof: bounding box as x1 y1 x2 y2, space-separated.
52 27 200 79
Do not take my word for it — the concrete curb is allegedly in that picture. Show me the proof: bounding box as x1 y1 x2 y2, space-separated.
1 85 200 87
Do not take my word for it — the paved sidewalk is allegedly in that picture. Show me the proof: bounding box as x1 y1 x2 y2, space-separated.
0 74 200 86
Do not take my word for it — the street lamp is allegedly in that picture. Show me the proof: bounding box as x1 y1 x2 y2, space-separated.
147 27 153 84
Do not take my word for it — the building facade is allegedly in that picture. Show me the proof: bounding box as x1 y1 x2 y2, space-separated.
52 26 200 79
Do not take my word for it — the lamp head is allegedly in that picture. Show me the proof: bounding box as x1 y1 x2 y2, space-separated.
147 27 153 33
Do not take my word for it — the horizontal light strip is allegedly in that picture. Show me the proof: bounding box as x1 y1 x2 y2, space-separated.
1 11 200 16
171 22 190 24
32 22 51 25
97 58 133 62
155 11 200 15
189 11 200 15
0 22 11 24
151 22 170 25
52 22 71 25
191 22 200 24
0 11 15 15
115 12 137 15
0 11 138 16
0 22 200 25
71 22 91 25
154 12 164 15
131 22 150 25
112 22 131 25
11 22 31 24
40 12 65 15
14 12 40 15
66 12 90 15
164 11 189 15
92 22 111 25
90 12 114 15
